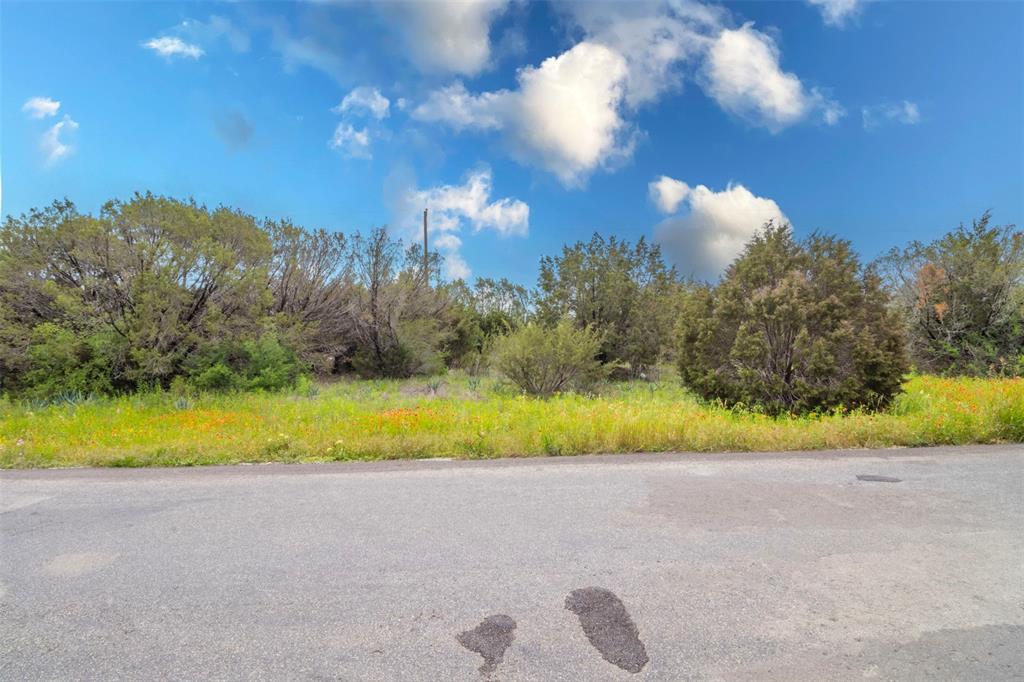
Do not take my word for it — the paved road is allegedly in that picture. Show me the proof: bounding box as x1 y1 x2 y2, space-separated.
2 445 1022 680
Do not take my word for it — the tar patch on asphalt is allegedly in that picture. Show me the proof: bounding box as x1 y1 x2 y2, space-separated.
856 474 902 483
457 614 516 674
565 587 649 673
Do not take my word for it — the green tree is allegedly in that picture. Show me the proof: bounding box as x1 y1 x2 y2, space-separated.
536 234 680 376
0 194 281 396
677 223 908 415
346 228 450 377
877 211 1023 375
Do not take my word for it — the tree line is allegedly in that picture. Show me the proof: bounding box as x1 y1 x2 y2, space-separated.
1 193 1020 413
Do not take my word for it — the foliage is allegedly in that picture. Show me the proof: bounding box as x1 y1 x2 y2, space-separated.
677 223 908 415
442 277 531 371
0 195 275 396
266 219 352 371
0 195 467 395
536 234 682 376
877 211 1023 376
493 320 605 396
1 374 1020 468
345 228 450 377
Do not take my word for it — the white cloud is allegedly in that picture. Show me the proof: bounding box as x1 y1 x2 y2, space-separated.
703 23 840 131
413 82 507 131
329 123 371 159
862 100 921 130
808 0 863 27
413 4 840 183
414 41 633 187
649 175 691 214
653 181 788 281
333 86 390 120
143 36 205 59
510 42 632 185
40 115 79 166
22 97 60 119
562 1 716 109
383 0 511 76
396 168 529 280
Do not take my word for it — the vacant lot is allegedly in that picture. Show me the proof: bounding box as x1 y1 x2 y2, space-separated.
0 375 1021 468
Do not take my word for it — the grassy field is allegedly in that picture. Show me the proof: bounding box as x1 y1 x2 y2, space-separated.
0 374 1021 468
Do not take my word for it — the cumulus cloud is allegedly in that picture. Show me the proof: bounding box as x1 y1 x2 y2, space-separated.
653 180 788 281
862 100 921 130
383 0 511 76
395 168 529 279
333 86 390 120
649 175 691 214
40 115 79 166
703 23 841 131
807 0 863 27
329 123 371 159
562 1 716 109
414 41 633 187
143 36 205 59
22 97 60 119
413 3 839 184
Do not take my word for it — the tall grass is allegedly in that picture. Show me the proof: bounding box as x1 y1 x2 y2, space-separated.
0 375 1020 468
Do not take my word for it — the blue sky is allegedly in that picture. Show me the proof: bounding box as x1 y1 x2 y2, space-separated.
3 0 1022 284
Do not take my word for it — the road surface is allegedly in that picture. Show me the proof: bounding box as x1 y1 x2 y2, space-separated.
2 445 1022 680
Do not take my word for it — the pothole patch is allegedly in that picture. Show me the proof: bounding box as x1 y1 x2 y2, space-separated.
565 587 649 673
457 613 516 674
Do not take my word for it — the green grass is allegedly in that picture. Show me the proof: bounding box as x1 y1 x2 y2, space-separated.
1 374 1021 468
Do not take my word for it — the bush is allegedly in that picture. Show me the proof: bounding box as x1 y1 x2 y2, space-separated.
242 333 303 390
677 223 908 415
494 320 604 397
185 332 304 392
19 323 120 399
191 362 240 392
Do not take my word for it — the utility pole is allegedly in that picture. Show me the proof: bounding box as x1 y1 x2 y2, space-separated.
422 208 429 283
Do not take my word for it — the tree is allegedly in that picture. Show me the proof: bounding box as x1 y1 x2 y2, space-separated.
346 228 450 377
440 277 534 372
677 223 908 415
266 219 354 371
877 211 1023 376
536 234 680 376
0 194 274 395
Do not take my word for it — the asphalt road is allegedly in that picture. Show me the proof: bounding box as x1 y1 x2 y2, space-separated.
2 445 1022 680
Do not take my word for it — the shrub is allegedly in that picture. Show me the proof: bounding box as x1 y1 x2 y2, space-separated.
19 323 119 399
185 332 304 392
677 223 908 415
494 320 604 397
191 362 240 392
242 333 303 390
